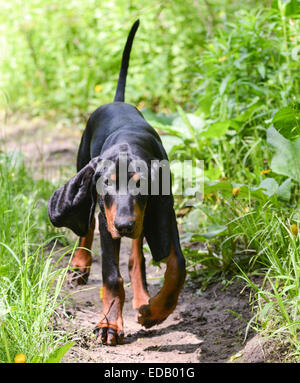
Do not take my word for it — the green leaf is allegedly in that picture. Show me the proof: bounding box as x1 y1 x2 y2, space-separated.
237 185 270 201
235 102 263 123
200 121 231 138
45 342 74 363
219 75 231 95
184 209 204 232
291 45 300 61
257 63 266 79
256 178 279 197
142 108 176 126
160 135 182 155
205 164 222 181
285 0 300 16
267 127 300 183
175 106 206 139
205 180 233 198
272 105 300 141
204 179 276 202
193 225 228 240
277 178 292 201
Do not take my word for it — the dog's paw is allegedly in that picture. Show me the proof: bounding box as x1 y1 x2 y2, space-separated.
67 268 89 287
137 303 169 329
94 325 124 346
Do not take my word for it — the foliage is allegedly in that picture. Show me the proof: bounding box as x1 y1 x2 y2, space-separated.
1 0 300 361
145 1 300 359
0 0 271 119
0 151 72 363
0 0 203 117
238 215 300 360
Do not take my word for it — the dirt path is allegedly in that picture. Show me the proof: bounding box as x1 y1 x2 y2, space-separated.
58 233 254 363
1 115 275 363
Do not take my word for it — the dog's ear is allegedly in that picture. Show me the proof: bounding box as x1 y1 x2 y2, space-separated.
143 195 176 262
143 160 176 261
48 158 99 237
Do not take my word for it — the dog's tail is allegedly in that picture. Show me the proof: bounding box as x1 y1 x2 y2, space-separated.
114 19 140 102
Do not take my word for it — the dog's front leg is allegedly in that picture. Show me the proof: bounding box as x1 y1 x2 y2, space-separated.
94 212 125 346
129 235 150 315
138 237 186 328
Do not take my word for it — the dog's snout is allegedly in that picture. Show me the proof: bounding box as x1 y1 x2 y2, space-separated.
114 219 136 235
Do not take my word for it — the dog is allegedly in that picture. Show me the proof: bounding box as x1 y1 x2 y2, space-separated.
48 19 186 346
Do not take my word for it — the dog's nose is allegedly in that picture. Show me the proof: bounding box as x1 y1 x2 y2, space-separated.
114 219 136 235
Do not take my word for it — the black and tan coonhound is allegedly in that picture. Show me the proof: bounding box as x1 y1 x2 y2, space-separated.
48 20 186 346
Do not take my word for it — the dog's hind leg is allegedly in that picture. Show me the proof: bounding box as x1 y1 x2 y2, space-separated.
69 216 95 285
128 235 150 315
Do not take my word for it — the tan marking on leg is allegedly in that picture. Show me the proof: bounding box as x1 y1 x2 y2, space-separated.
98 279 124 334
129 236 150 310
71 217 95 274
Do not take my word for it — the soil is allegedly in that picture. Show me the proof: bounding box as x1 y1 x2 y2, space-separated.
55 236 255 363
0 115 281 363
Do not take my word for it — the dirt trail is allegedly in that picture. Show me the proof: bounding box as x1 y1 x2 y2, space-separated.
1 116 275 363
59 234 254 363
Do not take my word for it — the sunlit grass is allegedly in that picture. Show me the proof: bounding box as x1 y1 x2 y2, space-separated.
236 216 300 360
0 151 73 362
1 0 299 362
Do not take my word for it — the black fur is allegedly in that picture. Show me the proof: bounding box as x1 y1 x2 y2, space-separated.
48 20 185 264
114 19 140 102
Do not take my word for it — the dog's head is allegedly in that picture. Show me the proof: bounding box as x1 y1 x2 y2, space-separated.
48 144 153 239
96 144 149 239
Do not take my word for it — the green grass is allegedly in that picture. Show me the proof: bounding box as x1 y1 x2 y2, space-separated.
147 1 300 360
1 0 300 362
0 0 269 119
237 214 300 361
0 151 72 363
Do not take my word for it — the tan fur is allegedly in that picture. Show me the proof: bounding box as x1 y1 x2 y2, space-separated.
129 236 150 310
104 202 120 238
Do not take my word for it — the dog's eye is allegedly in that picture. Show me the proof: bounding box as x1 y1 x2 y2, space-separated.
136 179 140 188
104 178 109 186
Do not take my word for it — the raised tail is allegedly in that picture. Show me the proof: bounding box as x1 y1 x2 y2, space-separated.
114 19 140 102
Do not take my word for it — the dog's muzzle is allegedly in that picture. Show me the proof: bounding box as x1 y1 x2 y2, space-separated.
114 218 136 236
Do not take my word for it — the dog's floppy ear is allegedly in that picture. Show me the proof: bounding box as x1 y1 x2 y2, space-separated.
48 158 99 237
143 194 175 262
143 160 176 261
